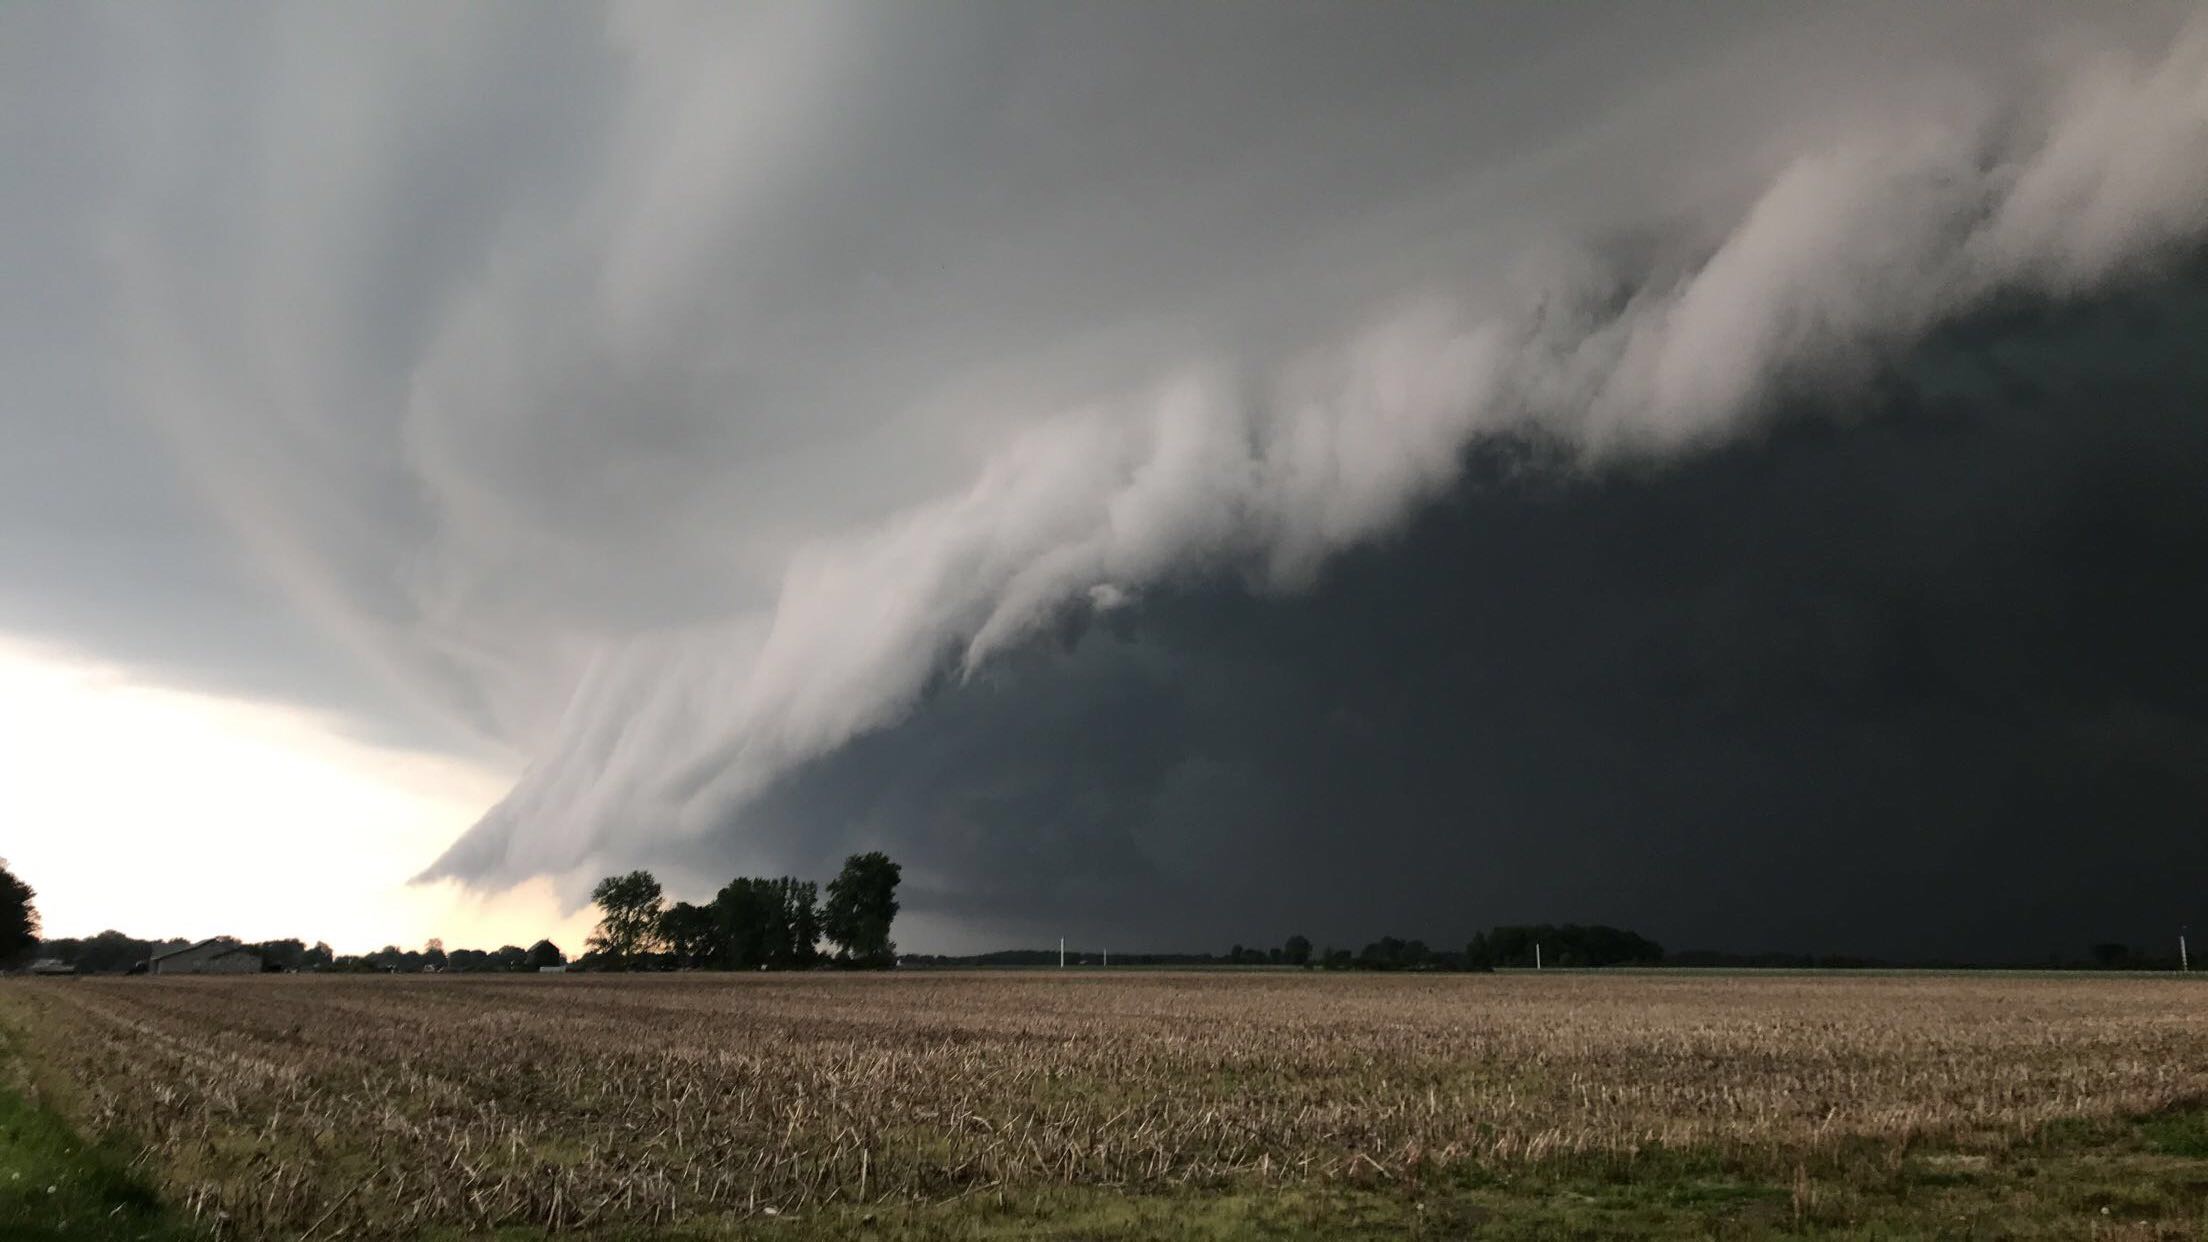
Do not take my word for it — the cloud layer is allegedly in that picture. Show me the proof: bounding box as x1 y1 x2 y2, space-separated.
429 8 2208 892
4 4 2204 928
703 272 2208 960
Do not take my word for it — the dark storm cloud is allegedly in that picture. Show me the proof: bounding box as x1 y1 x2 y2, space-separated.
432 6 2208 897
3 4 2206 937
685 277 2208 960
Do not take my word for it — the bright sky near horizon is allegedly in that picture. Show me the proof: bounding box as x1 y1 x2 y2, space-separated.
0 638 594 954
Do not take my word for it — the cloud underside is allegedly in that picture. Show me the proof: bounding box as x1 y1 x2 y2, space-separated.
11 5 2204 953
424 11 2208 917
687 276 2208 959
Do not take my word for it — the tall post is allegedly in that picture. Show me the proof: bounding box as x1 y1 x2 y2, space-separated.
2182 928 2190 973
1535 943 1542 971
1059 937 1065 969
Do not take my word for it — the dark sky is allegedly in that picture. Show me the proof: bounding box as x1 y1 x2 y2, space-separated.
696 275 2208 961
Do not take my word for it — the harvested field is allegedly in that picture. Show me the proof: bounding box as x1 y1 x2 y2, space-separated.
2 971 2205 1238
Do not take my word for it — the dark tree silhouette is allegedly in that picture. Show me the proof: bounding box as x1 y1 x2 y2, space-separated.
711 877 820 969
586 871 665 967
822 852 901 967
0 861 37 967
660 901 719 968
2089 942 2135 969
252 938 308 972
1468 925 1663 969
41 929 158 974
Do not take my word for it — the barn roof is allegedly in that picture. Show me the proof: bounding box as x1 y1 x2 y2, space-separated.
148 938 257 963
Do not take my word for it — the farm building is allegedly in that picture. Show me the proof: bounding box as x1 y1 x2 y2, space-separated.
148 939 262 975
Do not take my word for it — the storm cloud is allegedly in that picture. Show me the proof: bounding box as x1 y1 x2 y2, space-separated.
702 276 2208 960
5 3 2206 953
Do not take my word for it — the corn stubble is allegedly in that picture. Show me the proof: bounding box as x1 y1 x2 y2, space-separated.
4 971 2201 1236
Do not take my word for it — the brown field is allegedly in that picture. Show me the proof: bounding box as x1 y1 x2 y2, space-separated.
2 970 2206 1239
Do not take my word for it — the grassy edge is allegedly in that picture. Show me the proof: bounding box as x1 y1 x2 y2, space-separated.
0 992 198 1241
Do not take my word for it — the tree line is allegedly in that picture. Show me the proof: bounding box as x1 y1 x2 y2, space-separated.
1282 924 1665 971
0 853 899 975
323 939 570 973
2 856 2188 974
583 851 902 970
909 925 1667 971
22 930 572 975
0 856 575 975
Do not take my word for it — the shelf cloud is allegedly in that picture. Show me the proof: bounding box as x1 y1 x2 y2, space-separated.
7 3 2205 952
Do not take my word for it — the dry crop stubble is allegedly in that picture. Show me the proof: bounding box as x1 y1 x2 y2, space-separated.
1 971 2203 1237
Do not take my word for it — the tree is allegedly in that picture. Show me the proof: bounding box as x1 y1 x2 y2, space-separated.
55 929 153 974
1284 934 1313 967
587 871 665 967
1466 924 1662 969
525 939 565 970
660 901 720 968
253 938 307 972
783 878 821 968
0 861 38 967
1464 932 1495 970
711 876 819 969
822 852 901 967
1350 936 1435 971
714 878 778 969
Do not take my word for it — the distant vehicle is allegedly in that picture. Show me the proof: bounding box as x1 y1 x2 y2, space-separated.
28 958 76 976
537 965 567 973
